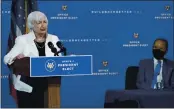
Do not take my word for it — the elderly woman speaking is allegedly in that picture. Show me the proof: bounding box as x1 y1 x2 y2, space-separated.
4 11 61 108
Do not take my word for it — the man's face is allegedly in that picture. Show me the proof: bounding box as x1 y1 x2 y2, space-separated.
153 40 167 53
33 17 48 34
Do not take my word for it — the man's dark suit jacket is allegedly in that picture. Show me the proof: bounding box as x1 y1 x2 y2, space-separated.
136 58 174 89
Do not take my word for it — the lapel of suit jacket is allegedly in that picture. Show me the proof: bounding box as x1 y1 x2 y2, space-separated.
28 31 39 56
162 59 168 82
149 59 155 85
27 31 54 57
45 34 53 56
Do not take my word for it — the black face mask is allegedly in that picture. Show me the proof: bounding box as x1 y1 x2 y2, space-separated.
152 49 165 60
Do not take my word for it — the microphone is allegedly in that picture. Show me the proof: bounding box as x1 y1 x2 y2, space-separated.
56 41 67 56
48 42 59 56
48 42 54 48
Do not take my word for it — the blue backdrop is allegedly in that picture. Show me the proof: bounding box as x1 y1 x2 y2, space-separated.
1 0 174 108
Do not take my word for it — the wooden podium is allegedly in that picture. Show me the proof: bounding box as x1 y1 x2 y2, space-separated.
12 57 61 108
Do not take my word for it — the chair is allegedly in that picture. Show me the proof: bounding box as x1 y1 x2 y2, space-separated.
104 66 139 108
125 66 139 90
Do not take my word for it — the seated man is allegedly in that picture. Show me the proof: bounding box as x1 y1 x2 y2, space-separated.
136 38 174 89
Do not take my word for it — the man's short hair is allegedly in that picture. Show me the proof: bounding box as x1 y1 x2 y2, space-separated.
153 38 168 51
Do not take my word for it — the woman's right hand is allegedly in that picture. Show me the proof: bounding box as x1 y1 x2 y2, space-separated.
16 54 25 59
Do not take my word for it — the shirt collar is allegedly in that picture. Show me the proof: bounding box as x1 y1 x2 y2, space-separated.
154 58 163 65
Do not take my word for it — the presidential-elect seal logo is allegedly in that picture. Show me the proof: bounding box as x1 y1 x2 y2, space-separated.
165 5 170 11
134 33 139 38
45 59 56 72
102 61 108 67
62 5 67 11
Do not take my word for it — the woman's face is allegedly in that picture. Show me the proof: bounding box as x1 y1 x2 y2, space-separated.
33 17 48 34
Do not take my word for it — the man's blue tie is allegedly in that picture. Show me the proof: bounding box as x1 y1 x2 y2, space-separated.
151 61 161 89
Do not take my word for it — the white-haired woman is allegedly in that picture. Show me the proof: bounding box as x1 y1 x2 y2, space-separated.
4 11 61 108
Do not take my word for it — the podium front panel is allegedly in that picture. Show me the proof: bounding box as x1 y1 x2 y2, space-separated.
30 55 93 77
